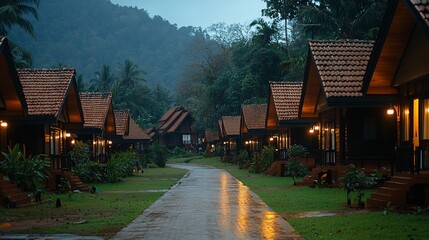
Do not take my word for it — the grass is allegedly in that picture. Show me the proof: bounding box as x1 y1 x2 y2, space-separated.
183 155 429 239
0 167 187 238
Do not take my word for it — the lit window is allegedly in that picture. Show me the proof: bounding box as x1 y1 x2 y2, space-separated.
182 134 191 144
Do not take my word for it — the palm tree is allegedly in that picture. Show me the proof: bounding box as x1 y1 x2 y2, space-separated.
0 0 39 37
118 59 146 88
250 19 280 46
0 0 40 67
297 0 386 39
90 65 115 91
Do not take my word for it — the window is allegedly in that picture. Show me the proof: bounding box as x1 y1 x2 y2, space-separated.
50 129 61 155
182 134 191 144
423 99 429 140
402 104 410 141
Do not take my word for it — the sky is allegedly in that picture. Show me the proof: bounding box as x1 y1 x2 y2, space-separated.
110 0 266 29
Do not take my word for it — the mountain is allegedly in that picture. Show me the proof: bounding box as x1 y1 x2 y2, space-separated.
9 0 206 91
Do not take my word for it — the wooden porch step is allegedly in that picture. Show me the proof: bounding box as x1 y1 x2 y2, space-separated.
378 187 402 194
366 197 388 209
384 181 408 188
371 192 394 202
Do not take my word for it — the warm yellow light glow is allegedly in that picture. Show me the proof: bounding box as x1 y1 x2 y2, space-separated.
65 133 71 138
211 144 215 148
269 137 274 141
0 121 7 127
93 141 96 145
387 108 395 115
108 140 113 145
314 125 319 131
71 139 76 144
309 129 314 134
245 141 249 145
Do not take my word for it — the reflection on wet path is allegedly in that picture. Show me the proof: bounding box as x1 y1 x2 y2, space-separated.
113 164 301 240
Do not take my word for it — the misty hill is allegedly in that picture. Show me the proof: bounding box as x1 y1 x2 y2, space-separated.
9 0 207 90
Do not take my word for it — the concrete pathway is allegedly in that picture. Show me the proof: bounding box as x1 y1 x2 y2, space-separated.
113 164 301 240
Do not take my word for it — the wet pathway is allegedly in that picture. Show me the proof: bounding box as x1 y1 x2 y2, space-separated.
113 164 301 240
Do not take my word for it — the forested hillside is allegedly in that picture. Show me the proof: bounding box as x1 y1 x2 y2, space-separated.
9 0 205 90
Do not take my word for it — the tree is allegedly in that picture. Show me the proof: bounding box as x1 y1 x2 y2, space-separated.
0 0 39 66
89 65 115 91
250 18 280 46
297 0 387 39
118 59 146 88
262 0 310 54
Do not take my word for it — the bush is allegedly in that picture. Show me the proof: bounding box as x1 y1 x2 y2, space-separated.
72 161 105 183
171 146 186 157
286 144 308 161
248 146 275 173
234 149 249 169
106 151 138 182
339 164 377 207
148 143 169 168
285 159 308 185
1 144 50 193
71 141 105 183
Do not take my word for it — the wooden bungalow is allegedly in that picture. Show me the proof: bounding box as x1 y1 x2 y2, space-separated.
218 116 241 156
204 129 219 153
362 0 429 208
13 68 86 192
77 92 116 163
112 109 151 152
123 117 151 160
158 106 197 150
300 40 396 168
0 37 33 206
111 109 130 151
241 104 269 154
266 81 317 160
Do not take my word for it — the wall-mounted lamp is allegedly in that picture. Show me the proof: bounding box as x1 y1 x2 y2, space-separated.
0 121 7 128
309 128 314 134
108 140 113 145
65 133 71 138
71 139 76 145
269 137 274 141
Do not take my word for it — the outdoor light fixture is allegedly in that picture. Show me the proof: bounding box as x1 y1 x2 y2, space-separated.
0 121 7 127
65 133 71 138
309 128 314 134
387 108 395 115
314 125 319 131
71 139 76 145
108 140 113 145
269 137 274 141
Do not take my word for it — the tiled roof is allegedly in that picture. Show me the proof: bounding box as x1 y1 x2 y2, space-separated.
410 0 429 27
205 129 219 143
222 116 241 136
270 82 302 121
17 69 75 116
124 117 151 140
241 104 267 130
309 40 373 98
80 92 112 129
158 106 191 133
114 110 129 136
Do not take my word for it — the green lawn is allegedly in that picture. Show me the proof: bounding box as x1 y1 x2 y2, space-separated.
0 167 187 238
183 155 429 239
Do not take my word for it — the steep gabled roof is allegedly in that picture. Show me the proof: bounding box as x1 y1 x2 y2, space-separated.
80 92 115 134
241 104 267 130
158 106 192 133
363 0 429 94
269 81 302 121
18 68 75 116
124 117 151 141
0 37 27 117
308 40 373 98
114 110 130 136
205 129 219 143
221 116 241 137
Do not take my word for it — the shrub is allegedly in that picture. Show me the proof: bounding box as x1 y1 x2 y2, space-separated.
286 144 308 161
171 146 186 157
1 144 50 193
285 159 308 185
148 143 169 168
259 145 275 172
71 141 105 183
339 164 376 207
235 149 249 169
106 151 138 182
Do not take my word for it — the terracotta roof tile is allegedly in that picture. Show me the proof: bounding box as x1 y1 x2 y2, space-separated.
158 106 191 133
222 116 241 136
269 82 302 121
80 92 112 129
241 104 267 130
410 0 429 27
124 117 151 140
114 110 129 136
309 40 373 98
205 129 219 143
17 69 75 116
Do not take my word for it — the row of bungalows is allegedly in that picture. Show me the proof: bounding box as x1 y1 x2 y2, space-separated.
217 0 429 208
0 37 151 206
